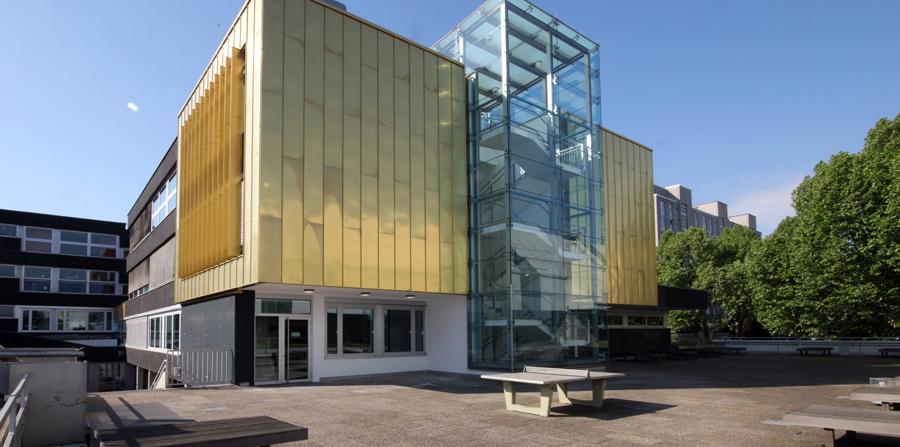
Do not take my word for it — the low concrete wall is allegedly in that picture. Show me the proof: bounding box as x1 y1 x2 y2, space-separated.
7 361 86 446
717 339 900 356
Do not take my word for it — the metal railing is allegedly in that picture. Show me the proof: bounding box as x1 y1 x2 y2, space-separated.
167 349 233 387
149 359 168 389
0 374 29 447
714 336 900 356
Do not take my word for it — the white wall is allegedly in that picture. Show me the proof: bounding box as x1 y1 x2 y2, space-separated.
424 294 469 374
125 317 147 349
259 291 469 382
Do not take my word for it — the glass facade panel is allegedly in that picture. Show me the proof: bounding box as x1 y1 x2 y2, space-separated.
436 0 607 370
342 308 373 354
0 224 16 237
255 298 312 314
384 309 412 353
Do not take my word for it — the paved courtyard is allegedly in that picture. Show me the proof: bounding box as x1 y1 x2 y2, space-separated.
88 354 900 446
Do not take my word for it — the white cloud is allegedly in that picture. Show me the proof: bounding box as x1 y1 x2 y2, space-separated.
728 176 805 235
127 102 139 112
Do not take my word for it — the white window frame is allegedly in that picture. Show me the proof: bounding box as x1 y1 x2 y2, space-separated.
325 300 426 359
0 264 16 278
22 226 52 253
21 267 118 295
151 172 177 230
59 230 90 256
147 310 181 352
88 233 119 258
21 266 51 293
0 223 18 238
58 268 88 294
19 306 115 333
607 314 624 327
20 308 53 332
88 270 118 295
382 306 426 356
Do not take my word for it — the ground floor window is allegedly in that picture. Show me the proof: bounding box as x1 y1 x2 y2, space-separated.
148 311 181 350
22 309 51 331
21 307 113 332
327 302 424 358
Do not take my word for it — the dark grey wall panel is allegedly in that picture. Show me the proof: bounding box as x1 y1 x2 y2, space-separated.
128 139 178 226
122 282 175 317
126 347 166 373
126 213 175 272
182 295 236 352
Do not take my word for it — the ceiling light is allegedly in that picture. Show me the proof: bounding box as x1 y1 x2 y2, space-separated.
303 288 315 294
405 294 416 300
360 291 371 297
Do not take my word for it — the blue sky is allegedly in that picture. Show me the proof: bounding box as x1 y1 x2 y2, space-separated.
2 0 898 234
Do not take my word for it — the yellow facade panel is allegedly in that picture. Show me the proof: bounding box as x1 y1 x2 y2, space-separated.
177 0 467 301
602 129 658 307
360 174 379 288
323 165 343 285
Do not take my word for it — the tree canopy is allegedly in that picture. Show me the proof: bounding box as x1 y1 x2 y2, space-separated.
749 114 900 337
657 226 760 338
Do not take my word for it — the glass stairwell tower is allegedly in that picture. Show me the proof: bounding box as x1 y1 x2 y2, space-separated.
435 0 607 370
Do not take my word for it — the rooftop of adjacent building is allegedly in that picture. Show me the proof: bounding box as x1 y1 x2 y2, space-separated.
87 354 895 446
0 208 127 237
653 184 757 230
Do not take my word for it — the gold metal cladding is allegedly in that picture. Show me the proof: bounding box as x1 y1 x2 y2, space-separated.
177 46 245 279
263 0 467 294
175 0 467 301
602 129 659 307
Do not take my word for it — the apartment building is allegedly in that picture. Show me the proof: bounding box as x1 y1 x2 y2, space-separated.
123 0 706 385
654 184 759 244
0 209 130 390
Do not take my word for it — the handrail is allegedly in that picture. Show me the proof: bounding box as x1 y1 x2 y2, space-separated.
149 359 167 389
0 374 29 447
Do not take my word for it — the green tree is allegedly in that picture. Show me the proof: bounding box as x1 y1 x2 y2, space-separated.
703 226 760 336
657 228 714 339
658 226 761 339
749 114 900 337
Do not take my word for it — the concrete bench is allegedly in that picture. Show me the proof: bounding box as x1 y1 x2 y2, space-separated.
713 346 746 355
850 386 900 411
797 346 833 356
880 348 900 358
481 366 624 417
782 404 900 447
90 416 308 447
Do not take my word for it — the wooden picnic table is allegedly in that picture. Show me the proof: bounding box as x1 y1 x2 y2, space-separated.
481 366 624 417
90 416 308 447
849 386 900 411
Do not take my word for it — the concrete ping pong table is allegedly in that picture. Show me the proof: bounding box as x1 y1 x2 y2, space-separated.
481 366 625 417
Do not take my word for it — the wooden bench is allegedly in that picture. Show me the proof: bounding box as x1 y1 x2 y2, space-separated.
880 348 900 358
782 404 900 447
850 386 900 411
90 416 308 447
481 366 624 417
797 346 833 356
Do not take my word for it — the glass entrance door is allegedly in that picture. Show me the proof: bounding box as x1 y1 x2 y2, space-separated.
254 316 280 383
254 315 310 384
285 319 309 381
